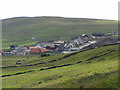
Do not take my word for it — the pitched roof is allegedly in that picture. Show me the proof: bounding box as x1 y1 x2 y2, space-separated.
91 33 104 36
54 40 65 44
40 49 50 52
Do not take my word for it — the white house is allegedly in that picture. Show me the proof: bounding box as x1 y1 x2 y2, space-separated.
36 43 47 49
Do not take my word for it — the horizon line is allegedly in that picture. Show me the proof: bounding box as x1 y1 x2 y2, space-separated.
0 16 118 21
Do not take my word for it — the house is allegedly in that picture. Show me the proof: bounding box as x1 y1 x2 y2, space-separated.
66 37 83 48
81 34 89 38
15 47 29 55
24 45 32 49
91 33 104 38
66 42 75 48
0 50 3 56
56 44 66 51
69 47 81 51
74 37 84 45
61 51 72 54
45 45 58 50
36 43 47 49
0 52 2 56
10 50 17 55
5 52 11 56
10 45 18 50
54 40 65 45
112 32 120 35
81 34 94 42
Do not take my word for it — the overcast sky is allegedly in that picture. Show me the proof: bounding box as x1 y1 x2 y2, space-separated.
0 0 119 20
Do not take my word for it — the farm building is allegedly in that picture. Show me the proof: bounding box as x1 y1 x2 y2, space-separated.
29 47 41 53
29 47 49 54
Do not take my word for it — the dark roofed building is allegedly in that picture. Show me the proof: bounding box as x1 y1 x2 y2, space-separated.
10 45 18 50
91 33 104 37
56 44 66 51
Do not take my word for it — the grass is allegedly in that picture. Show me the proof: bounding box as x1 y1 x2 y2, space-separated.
1 44 119 88
2 45 118 75
2 16 118 49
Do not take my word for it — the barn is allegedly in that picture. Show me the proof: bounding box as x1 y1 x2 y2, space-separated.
29 47 50 54
29 47 41 53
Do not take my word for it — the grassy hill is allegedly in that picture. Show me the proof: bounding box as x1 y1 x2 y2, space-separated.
2 16 118 49
1 44 119 88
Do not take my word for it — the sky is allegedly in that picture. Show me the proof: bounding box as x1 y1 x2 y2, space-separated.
0 0 119 20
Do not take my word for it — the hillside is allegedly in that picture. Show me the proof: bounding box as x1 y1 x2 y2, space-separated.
2 16 118 49
1 44 119 88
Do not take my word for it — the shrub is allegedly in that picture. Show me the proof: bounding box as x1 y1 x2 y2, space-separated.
41 53 51 57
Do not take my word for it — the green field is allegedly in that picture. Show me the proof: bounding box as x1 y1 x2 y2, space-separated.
2 17 118 49
1 44 119 88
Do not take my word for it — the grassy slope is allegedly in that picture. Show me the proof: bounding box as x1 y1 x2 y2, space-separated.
2 44 119 88
2 17 118 49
